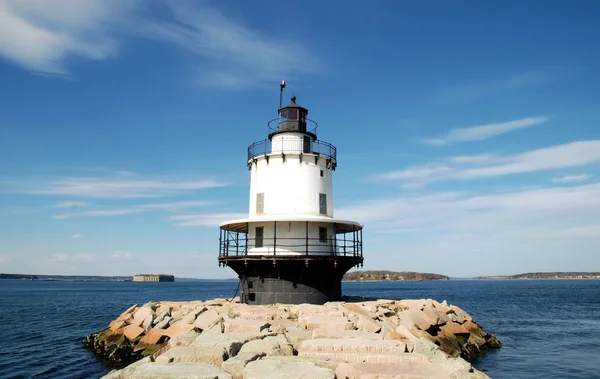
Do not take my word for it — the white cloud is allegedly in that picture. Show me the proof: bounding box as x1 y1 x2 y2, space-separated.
135 1 318 88
376 165 453 181
110 250 133 261
336 183 600 275
137 200 217 211
84 209 146 216
52 209 144 219
552 174 592 183
423 116 548 145
12 172 227 198
52 214 73 220
0 1 317 87
421 139 447 146
450 154 497 164
70 234 83 239
169 212 248 227
55 201 88 208
47 197 221 220
0 0 133 75
376 140 600 184
458 141 600 178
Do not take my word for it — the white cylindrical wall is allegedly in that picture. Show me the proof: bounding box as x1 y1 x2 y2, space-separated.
247 221 334 256
249 153 334 218
271 133 306 154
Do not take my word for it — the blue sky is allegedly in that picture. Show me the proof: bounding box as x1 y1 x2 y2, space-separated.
1 0 599 278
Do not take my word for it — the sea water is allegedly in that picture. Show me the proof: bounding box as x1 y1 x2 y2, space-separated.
0 279 598 379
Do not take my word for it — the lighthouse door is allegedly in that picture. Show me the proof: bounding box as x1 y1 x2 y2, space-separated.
303 136 311 154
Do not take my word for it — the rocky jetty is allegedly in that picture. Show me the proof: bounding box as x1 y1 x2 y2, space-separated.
85 297 501 379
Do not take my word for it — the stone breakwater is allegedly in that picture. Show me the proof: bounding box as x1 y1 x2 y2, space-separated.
84 297 501 379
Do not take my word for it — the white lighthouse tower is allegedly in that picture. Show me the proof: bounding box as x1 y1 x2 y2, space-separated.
218 83 364 305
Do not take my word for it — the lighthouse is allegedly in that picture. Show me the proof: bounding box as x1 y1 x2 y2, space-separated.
218 84 364 305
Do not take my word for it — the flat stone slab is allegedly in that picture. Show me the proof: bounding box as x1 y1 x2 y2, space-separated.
111 362 232 379
164 321 195 339
302 316 354 331
312 328 384 340
138 328 167 346
221 352 264 379
123 325 145 341
193 333 246 357
194 309 221 330
299 351 431 364
299 338 406 353
238 335 294 357
335 361 451 379
242 357 335 379
223 318 270 333
155 345 228 366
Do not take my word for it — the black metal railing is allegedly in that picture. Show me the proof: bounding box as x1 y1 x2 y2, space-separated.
218 229 363 258
267 118 319 134
248 139 337 162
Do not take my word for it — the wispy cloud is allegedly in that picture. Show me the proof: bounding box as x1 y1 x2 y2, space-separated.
50 199 218 219
551 174 592 183
422 116 549 146
52 214 73 220
0 0 134 76
137 200 217 211
135 1 317 88
0 1 317 87
11 172 227 198
336 183 600 275
55 201 88 208
169 212 247 227
435 71 554 104
110 250 133 261
376 140 600 185
70 234 83 239
84 209 146 216
458 141 600 178
450 154 497 164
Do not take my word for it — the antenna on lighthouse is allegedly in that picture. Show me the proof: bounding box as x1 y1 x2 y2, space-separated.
279 80 286 108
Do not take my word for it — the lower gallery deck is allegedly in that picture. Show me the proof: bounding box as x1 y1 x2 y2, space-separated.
218 218 364 304
218 219 363 258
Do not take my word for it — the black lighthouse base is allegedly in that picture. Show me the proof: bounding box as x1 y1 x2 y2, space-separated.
218 256 363 305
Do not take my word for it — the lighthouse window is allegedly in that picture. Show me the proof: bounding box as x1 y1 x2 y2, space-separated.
320 170 324 177
319 227 327 242
256 193 264 214
319 193 327 215
288 109 298 121
255 227 264 248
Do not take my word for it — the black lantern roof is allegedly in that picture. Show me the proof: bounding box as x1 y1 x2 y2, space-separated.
279 95 308 114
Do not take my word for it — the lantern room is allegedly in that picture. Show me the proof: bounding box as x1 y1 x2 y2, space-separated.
277 95 308 133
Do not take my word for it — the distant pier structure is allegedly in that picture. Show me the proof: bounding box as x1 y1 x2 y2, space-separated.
218 82 364 305
132 274 175 282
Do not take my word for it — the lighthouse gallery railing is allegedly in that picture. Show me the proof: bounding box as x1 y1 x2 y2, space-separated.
248 139 337 163
218 229 363 258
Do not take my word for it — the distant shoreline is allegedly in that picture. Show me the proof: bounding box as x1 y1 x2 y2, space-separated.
474 272 600 280
3 272 599 281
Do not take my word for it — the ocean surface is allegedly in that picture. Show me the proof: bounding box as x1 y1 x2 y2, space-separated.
0 279 599 379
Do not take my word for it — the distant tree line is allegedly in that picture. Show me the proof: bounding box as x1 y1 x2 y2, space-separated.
343 270 449 281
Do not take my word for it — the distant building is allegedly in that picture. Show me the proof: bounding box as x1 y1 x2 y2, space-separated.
132 274 174 282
